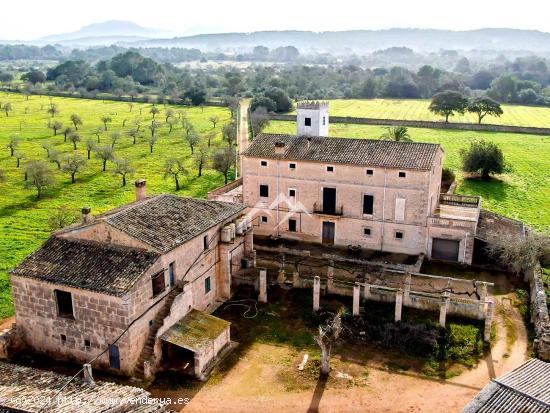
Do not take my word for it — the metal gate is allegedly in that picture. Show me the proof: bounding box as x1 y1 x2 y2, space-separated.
431 238 460 262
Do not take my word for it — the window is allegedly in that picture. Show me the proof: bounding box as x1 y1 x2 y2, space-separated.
363 195 374 215
204 276 211 294
60 334 67 343
326 166 334 172
398 171 406 178
169 262 175 287
366 169 374 176
151 271 165 297
288 188 296 198
363 227 372 237
259 184 269 198
288 219 297 232
395 231 404 240
289 163 296 170
84 339 91 348
322 116 326 126
261 216 268 224
55 290 74 319
260 160 268 167
203 235 209 250
305 117 312 126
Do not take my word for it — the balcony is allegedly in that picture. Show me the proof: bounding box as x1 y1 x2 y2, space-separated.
313 202 344 216
439 194 480 208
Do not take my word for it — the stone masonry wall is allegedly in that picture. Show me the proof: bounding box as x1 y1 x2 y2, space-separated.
528 265 550 361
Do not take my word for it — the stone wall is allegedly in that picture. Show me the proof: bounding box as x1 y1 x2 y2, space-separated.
527 265 550 361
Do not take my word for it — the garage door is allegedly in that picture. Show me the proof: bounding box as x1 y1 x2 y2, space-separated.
431 238 460 262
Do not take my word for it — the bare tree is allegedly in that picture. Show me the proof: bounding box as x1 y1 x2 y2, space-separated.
164 158 188 190
209 115 220 129
48 205 77 231
69 132 81 150
193 145 210 177
314 308 344 376
25 160 55 199
213 147 236 184
70 114 83 130
114 158 135 187
48 120 63 136
95 146 115 171
85 138 96 160
62 152 87 183
101 116 112 130
7 136 21 156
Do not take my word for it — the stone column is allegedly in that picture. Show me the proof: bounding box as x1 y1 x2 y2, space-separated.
439 291 451 328
353 283 361 316
83 363 95 386
363 284 371 300
327 261 334 294
313 276 320 311
277 269 286 285
395 290 404 322
404 272 412 304
259 269 267 303
476 281 488 301
293 271 300 288
484 300 494 342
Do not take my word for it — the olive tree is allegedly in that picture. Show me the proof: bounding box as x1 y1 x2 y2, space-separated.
70 114 83 130
184 132 200 154
47 103 59 117
193 145 210 177
62 152 87 183
114 158 135 187
48 120 63 136
95 146 115 171
460 140 508 180
85 138 96 159
314 308 344 376
7 136 21 156
3 102 12 117
25 160 55 199
68 132 81 150
101 116 112 130
164 158 187 190
213 147 236 184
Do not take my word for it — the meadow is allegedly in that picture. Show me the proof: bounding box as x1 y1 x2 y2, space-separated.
265 121 550 230
0 92 232 318
288 99 550 127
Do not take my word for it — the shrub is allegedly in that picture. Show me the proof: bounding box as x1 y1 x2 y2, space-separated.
460 139 508 179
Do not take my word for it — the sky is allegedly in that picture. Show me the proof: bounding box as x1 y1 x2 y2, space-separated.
1 0 550 40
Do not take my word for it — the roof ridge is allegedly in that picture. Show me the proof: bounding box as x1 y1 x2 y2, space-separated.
255 132 440 146
53 235 159 257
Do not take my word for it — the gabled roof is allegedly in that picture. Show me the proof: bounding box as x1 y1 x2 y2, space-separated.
462 359 550 413
96 195 245 253
0 361 168 412
243 133 441 170
10 237 160 297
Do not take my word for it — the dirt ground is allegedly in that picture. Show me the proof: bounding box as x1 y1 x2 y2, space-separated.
149 287 528 413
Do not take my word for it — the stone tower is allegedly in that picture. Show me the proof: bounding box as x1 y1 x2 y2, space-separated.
296 101 329 137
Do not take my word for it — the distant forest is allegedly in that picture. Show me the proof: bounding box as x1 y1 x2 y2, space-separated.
2 44 550 107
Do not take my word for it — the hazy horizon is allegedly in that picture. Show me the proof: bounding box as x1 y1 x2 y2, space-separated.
2 0 550 40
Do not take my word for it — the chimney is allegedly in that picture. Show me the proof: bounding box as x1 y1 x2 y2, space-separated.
81 207 92 224
274 142 285 155
135 179 147 201
82 363 96 387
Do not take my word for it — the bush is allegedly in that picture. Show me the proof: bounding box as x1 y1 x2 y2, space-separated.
460 139 508 179
442 167 456 184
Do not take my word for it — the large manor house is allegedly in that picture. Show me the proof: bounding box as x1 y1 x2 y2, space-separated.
5 101 485 384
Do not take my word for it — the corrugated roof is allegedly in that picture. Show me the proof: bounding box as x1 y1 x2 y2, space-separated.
101 195 245 253
10 237 160 297
462 359 550 413
161 310 230 353
0 361 167 412
243 133 440 170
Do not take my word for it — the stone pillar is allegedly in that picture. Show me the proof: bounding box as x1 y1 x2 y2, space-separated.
484 300 494 342
259 269 267 303
293 271 300 288
83 363 95 386
476 281 488 301
218 243 233 299
277 269 286 285
353 283 361 316
363 284 371 300
326 261 334 294
404 272 412 304
439 291 451 328
313 276 320 311
395 290 404 322
143 360 154 381
244 229 254 255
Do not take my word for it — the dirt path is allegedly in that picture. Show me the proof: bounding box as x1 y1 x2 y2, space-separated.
0 316 14 331
236 100 249 177
179 296 528 413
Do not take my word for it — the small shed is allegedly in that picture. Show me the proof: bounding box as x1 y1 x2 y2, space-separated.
160 310 231 379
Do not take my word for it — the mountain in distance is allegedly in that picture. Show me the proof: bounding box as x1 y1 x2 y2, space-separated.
38 20 175 46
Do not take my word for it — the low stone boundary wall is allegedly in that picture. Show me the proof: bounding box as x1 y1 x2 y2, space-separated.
268 114 550 136
528 265 550 361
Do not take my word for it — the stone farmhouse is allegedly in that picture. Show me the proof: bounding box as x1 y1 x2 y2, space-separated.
239 101 481 264
9 183 253 380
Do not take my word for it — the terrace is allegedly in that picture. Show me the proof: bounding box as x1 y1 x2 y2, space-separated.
430 194 481 230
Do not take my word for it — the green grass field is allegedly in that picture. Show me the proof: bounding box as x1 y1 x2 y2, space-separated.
265 121 550 230
288 99 550 127
0 92 232 319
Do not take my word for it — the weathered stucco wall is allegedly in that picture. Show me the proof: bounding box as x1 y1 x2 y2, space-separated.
528 265 550 361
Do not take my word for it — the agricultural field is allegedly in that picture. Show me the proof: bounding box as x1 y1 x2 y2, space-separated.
265 120 550 230
288 99 550 127
0 92 232 319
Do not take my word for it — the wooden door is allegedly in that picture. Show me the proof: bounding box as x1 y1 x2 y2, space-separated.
322 221 335 245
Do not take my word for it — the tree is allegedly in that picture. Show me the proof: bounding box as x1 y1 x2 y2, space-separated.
150 105 160 119
206 132 216 147
42 143 52 158
95 146 115 171
110 132 121 149
49 149 63 169
101 116 112 130
223 96 240 118
68 132 81 150
13 151 25 168
184 85 207 106
460 140 508 180
164 158 187 190
148 133 159 153
182 120 195 139
166 116 177 134
48 206 77 231
70 114 83 130
128 102 134 112
467 97 504 124
93 126 105 143
250 95 277 113
62 152 86 183
47 103 59 117
184 132 200 154
429 91 468 123
193 145 210 177
209 115 220 129
250 107 270 136
62 127 74 143
165 109 175 122
380 126 412 142
264 88 292 112
485 229 550 275
3 102 12 117
21 69 46 85
48 120 63 136
7 136 21 156
222 122 237 148
128 128 141 145
314 308 344 376
213 147 236 184
85 138 95 160
25 160 54 199
114 158 135 187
